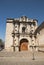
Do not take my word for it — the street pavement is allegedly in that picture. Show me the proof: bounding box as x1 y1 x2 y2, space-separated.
0 51 44 65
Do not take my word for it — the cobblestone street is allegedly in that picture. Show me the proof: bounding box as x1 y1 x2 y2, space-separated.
0 51 44 65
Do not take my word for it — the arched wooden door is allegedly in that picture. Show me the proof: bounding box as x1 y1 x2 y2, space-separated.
19 39 28 51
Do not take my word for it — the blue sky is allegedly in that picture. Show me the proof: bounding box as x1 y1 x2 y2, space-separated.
0 0 44 41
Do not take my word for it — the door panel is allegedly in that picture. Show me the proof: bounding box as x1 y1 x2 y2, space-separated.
20 42 28 51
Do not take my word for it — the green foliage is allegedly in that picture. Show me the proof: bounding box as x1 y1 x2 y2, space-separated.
0 39 4 45
0 39 4 50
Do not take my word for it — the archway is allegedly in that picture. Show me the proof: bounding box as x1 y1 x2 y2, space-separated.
19 38 28 51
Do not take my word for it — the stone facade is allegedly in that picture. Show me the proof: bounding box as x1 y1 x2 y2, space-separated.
5 16 38 52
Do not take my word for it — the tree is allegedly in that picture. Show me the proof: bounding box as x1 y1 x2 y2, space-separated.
0 39 4 51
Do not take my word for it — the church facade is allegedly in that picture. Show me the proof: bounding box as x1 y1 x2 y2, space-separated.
5 16 38 52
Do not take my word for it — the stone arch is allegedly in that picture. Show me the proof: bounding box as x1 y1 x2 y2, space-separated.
19 38 29 51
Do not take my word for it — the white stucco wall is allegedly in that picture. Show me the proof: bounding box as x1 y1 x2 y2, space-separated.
37 28 44 50
5 22 13 51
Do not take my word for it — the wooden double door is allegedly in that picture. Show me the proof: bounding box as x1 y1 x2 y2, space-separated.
20 42 28 51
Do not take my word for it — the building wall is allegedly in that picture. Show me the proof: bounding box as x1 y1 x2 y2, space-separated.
5 16 38 52
5 20 14 51
37 28 44 51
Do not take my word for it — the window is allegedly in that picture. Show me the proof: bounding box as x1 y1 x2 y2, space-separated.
31 30 33 32
22 27 26 33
